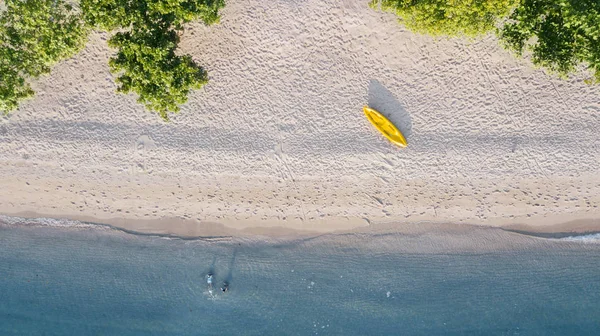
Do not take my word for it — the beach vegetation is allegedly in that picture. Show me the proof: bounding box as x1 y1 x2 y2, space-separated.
0 0 89 112
499 0 600 83
369 0 516 37
81 0 225 120
1 0 223 118
371 0 600 83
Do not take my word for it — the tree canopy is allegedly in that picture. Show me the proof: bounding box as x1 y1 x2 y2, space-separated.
81 0 225 120
370 0 516 37
81 0 223 31
107 23 208 120
500 0 600 83
1 0 223 118
371 0 600 83
0 0 88 112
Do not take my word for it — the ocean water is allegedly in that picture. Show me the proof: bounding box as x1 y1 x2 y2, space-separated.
1 219 600 335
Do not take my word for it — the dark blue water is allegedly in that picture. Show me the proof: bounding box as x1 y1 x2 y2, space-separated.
1 220 599 335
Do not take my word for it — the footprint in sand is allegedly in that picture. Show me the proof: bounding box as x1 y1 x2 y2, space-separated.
133 135 156 174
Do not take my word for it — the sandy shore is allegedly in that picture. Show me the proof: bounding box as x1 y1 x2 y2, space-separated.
1 0 599 237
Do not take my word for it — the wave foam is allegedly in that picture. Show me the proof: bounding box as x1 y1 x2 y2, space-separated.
0 214 236 242
560 233 600 243
0 214 116 231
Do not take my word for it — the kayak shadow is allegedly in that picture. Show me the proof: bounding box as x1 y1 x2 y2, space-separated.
367 80 412 139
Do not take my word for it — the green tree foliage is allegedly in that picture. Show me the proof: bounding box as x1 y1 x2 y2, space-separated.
0 0 88 112
108 24 208 119
370 0 515 37
500 0 600 83
82 0 225 119
0 52 35 112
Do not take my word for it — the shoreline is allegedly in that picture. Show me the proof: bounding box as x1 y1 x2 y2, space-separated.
2 210 600 239
2 166 599 239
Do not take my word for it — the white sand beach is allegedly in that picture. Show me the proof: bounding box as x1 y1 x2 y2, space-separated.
1 0 599 236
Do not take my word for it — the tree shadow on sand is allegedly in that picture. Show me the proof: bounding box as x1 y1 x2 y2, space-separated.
367 80 412 139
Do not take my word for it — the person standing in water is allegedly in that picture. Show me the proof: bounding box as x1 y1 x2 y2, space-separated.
206 273 214 294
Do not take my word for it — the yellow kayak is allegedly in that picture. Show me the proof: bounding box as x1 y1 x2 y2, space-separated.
363 106 407 148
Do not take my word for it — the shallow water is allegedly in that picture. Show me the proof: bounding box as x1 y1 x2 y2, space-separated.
1 219 600 335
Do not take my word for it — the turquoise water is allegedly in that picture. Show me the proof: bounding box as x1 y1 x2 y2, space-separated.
1 220 600 335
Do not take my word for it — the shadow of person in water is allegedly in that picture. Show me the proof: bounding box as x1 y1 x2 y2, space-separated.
207 256 216 276
221 249 237 293
367 79 412 140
